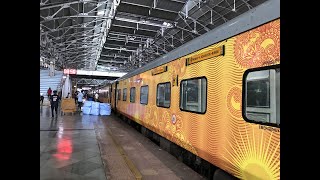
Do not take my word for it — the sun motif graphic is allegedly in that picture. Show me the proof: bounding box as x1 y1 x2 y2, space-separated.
223 125 280 180
227 86 242 119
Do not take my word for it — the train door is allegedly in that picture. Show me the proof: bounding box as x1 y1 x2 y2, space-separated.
110 83 115 110
115 81 119 111
108 86 112 103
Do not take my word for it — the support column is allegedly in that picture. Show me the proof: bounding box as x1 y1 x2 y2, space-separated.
49 60 55 77
62 75 72 98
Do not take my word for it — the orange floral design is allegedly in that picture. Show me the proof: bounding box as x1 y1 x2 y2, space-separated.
143 105 158 130
171 58 186 77
143 107 198 155
234 20 280 68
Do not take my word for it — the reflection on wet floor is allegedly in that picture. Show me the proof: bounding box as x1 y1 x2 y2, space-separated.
40 106 106 180
40 105 205 180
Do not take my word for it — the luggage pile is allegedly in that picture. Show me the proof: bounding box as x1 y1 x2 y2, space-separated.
82 101 111 116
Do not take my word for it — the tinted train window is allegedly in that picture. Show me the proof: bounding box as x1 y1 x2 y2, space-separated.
156 82 171 108
140 86 148 105
117 89 121 100
180 77 207 113
130 87 136 103
243 65 280 126
123 88 127 101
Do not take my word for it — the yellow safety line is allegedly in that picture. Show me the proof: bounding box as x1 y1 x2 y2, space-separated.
106 126 142 180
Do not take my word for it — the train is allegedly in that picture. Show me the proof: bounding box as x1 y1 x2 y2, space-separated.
98 3 280 180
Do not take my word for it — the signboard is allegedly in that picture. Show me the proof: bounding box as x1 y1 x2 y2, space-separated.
151 66 167 76
69 69 77 74
185 45 224 66
63 69 77 75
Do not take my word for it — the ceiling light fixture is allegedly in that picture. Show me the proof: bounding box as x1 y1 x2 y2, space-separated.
97 10 105 16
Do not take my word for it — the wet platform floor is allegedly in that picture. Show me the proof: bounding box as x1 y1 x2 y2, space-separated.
40 105 206 180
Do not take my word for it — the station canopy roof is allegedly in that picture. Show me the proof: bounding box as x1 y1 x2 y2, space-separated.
40 0 268 74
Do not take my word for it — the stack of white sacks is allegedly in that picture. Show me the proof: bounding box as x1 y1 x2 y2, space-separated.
82 101 92 115
90 102 100 115
82 101 111 116
99 103 111 115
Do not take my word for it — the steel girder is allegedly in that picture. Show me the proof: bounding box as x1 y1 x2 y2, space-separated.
41 0 269 73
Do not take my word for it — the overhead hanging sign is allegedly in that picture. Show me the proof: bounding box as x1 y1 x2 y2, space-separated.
69 69 77 74
63 69 77 75
151 65 167 76
185 45 225 66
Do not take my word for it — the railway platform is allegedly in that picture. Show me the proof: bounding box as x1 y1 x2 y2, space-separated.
40 105 205 180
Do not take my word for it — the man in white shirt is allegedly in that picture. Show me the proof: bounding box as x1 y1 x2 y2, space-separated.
77 90 84 111
95 93 99 102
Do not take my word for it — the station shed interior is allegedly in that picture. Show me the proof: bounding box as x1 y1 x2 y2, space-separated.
40 0 280 180
40 0 269 84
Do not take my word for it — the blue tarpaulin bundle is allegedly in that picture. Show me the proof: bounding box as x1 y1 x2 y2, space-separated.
100 103 111 116
83 101 92 107
90 102 100 115
82 107 91 114
81 101 111 116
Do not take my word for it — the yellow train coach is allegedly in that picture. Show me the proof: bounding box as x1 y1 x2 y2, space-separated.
109 3 280 180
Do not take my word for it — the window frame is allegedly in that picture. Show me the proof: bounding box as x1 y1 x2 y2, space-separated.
140 85 149 105
179 76 207 114
156 82 171 108
123 88 127 101
242 64 280 128
130 87 136 103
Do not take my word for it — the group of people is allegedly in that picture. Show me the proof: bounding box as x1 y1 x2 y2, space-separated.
40 87 53 105
40 87 100 117
74 90 99 111
39 87 62 117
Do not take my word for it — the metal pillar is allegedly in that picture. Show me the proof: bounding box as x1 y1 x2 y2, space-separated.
49 60 55 77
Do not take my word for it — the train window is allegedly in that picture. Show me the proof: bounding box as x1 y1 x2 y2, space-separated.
117 89 121 100
243 65 280 126
180 77 207 113
130 87 136 103
123 88 127 101
140 85 148 105
156 82 171 108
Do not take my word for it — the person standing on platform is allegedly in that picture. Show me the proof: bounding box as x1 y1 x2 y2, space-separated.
50 90 60 117
47 87 52 100
73 91 78 104
95 93 99 102
77 90 84 111
40 93 44 105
